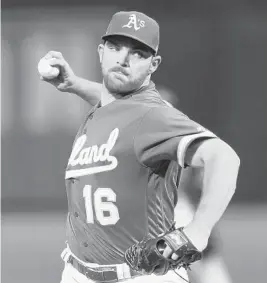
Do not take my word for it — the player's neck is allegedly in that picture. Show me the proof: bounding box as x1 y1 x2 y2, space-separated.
100 86 117 107
100 76 151 107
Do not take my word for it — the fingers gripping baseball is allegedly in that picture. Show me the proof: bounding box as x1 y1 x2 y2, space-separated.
38 51 76 92
45 50 64 59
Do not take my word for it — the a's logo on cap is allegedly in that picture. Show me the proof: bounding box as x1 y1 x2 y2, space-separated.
122 14 145 31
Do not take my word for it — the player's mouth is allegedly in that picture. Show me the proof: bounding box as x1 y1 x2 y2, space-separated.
111 66 129 77
112 71 129 83
114 71 127 78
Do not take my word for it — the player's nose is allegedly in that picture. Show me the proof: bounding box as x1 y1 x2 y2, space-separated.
117 48 130 67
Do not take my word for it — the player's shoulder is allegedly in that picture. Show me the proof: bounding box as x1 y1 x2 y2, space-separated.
134 98 206 132
139 97 189 122
131 90 167 108
132 101 196 133
131 85 186 117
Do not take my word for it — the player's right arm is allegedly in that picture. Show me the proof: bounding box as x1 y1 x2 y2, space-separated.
40 51 101 106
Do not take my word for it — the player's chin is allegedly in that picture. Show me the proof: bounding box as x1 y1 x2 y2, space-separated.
106 79 131 94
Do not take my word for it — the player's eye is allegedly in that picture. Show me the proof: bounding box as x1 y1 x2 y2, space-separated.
106 41 120 51
132 49 150 59
133 50 143 58
131 50 143 59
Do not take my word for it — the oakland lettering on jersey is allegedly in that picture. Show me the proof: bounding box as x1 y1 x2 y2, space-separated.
65 128 119 179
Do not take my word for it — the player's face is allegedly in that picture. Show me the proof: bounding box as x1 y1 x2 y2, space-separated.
98 35 161 94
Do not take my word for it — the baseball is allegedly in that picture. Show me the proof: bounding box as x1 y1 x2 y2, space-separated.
38 58 60 79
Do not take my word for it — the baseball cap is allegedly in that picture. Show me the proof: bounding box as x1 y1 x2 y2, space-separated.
102 11 160 54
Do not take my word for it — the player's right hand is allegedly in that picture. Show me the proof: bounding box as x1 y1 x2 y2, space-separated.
40 51 77 92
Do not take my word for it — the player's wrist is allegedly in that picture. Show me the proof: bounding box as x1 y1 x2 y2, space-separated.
65 75 81 94
182 221 211 251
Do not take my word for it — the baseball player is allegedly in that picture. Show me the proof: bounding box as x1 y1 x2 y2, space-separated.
40 11 240 283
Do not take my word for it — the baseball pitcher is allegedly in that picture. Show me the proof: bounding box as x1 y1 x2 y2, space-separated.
39 11 240 283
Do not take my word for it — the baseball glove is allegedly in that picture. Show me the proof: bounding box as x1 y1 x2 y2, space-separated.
124 227 202 276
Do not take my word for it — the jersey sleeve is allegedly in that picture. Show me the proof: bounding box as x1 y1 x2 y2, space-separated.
134 107 216 168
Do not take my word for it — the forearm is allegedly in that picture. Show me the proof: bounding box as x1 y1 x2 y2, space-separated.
191 146 240 234
68 76 102 106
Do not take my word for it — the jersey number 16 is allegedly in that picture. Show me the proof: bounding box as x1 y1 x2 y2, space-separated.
83 185 120 226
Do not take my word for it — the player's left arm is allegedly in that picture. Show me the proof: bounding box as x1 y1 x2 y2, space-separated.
179 138 240 251
133 107 240 262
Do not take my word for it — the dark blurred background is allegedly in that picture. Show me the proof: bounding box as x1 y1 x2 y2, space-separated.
2 0 267 283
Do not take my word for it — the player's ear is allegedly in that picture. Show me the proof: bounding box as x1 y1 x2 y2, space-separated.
149 55 162 75
98 44 104 63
